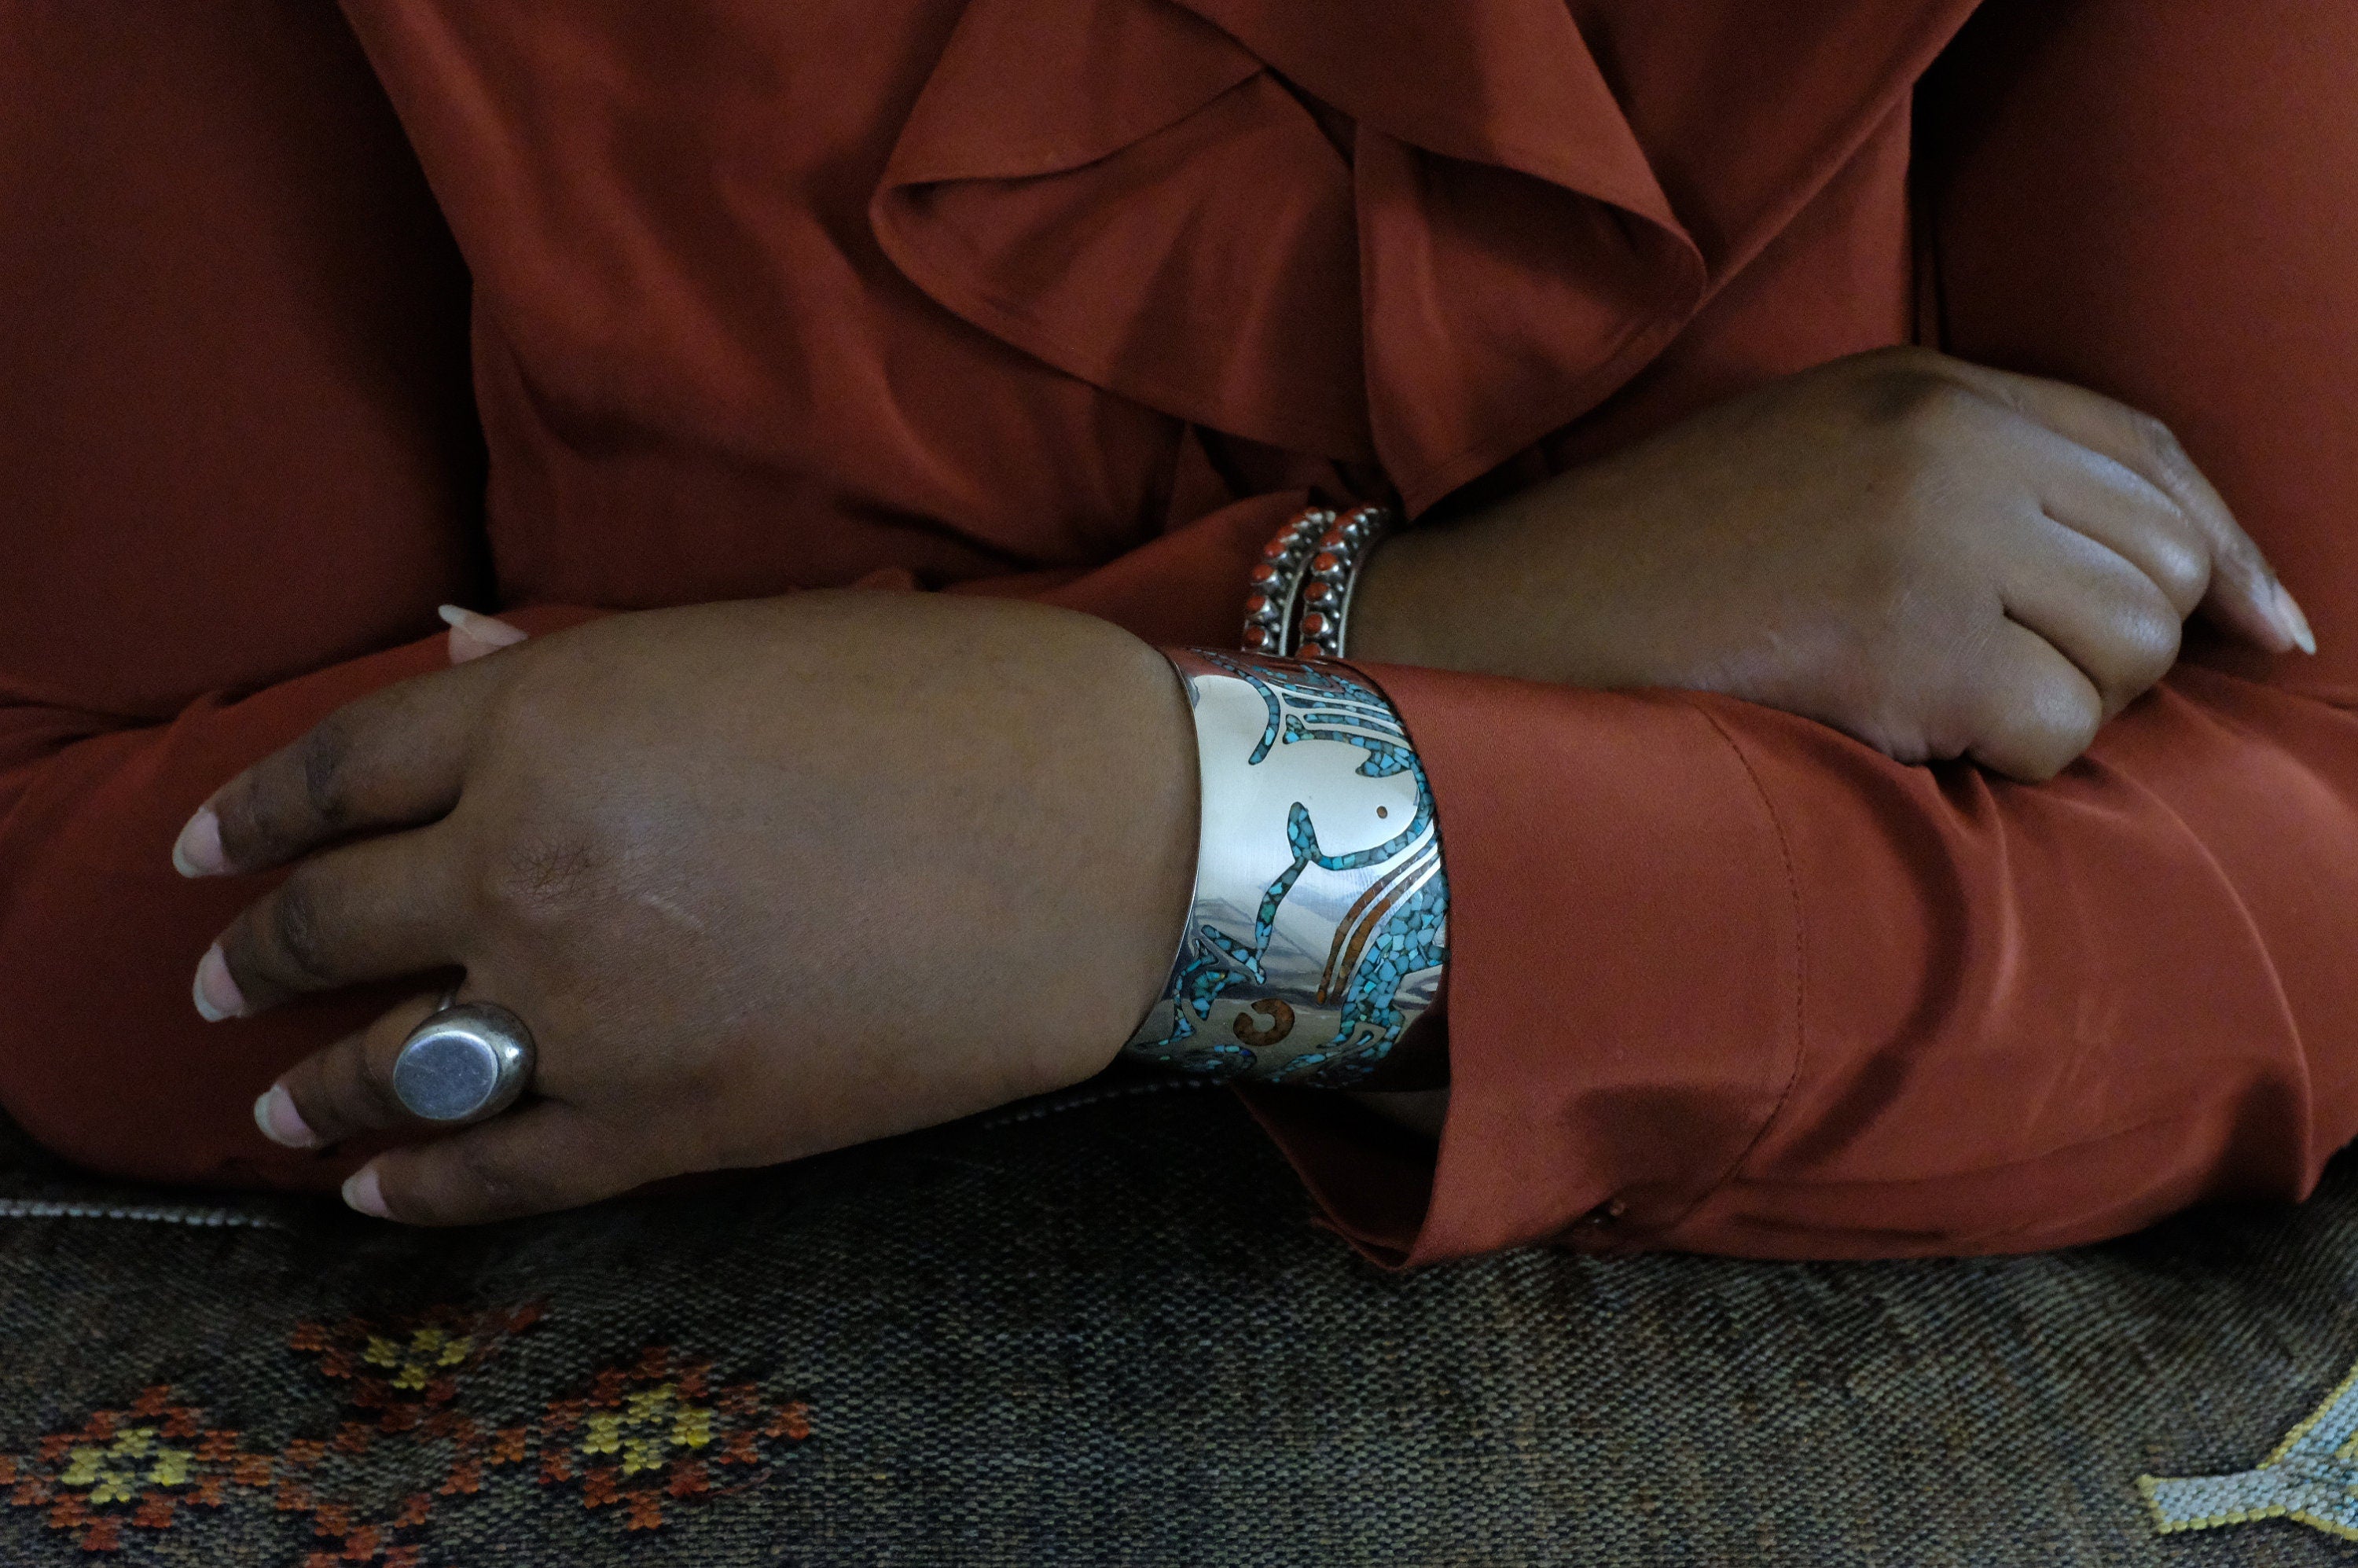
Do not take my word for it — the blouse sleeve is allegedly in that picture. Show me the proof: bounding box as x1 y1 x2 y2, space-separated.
1248 0 2358 1270
1248 656 2358 1266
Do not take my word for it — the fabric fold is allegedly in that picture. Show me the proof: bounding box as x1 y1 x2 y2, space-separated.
872 0 1372 460
1244 663 1807 1265
874 0 1977 514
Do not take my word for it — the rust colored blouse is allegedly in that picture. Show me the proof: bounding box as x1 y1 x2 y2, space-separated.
6 0 2357 1265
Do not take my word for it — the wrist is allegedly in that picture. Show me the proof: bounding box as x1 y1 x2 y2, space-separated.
963 611 1199 1097
1338 477 1620 686
1348 518 1512 674
1121 650 1449 1087
1331 527 1438 668
1076 628 1201 1082
1114 637 1202 1065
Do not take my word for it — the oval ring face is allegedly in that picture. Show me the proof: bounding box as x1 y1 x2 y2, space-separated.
391 1003 535 1124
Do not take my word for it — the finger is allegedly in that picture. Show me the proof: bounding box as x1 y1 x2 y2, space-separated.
440 604 529 666
174 655 508 879
1998 513 2184 721
1941 361 2312 653
1961 617 2106 783
258 989 454 1149
199 827 463 1019
343 1103 646 1225
2003 423 2213 619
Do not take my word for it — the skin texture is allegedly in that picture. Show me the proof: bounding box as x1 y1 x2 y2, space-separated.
183 348 2306 1218
181 594 1197 1225
1353 347 2305 781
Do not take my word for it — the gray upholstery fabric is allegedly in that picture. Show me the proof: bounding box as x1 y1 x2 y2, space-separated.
3 1079 2356 1565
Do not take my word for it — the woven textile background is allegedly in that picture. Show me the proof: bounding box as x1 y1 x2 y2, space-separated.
4 1080 2356 1566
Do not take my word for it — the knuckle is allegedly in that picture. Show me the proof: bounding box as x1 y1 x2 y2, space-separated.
263 874 340 987
1847 343 1947 380
2127 409 2187 471
1853 364 1983 438
1971 668 2098 782
1988 724 2073 784
218 718 360 865
2109 602 2185 685
351 1045 414 1128
208 783 271 868
2029 678 2103 763
2139 534 2212 611
297 715 360 832
2122 409 2213 507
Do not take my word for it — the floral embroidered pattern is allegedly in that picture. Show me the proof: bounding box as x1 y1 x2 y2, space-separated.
1 1386 212 1555
536 1345 813 1533
0 1305 813 1562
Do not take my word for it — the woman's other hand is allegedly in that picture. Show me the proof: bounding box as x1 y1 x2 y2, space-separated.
1353 347 2312 780
174 595 1197 1223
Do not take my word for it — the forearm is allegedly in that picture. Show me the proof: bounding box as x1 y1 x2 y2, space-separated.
1291 655 2358 1265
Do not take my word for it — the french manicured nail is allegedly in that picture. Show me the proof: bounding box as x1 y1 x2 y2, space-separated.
193 944 245 1022
2275 582 2318 655
253 1085 319 1149
172 806 226 877
342 1164 391 1219
437 604 528 647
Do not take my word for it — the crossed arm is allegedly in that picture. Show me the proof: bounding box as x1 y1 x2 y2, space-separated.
142 347 2340 1243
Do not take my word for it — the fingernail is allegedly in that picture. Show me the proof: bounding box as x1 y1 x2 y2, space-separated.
252 1085 320 1149
172 806 226 877
342 1164 391 1219
193 944 245 1022
438 604 528 646
2275 582 2318 655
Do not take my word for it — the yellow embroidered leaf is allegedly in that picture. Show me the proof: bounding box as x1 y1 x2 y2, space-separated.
582 1416 623 1456
672 1408 713 1450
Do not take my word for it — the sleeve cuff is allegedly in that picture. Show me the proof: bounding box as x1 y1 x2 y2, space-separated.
1246 666 1805 1266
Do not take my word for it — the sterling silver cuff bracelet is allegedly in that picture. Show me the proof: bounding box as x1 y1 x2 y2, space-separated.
1122 648 1449 1087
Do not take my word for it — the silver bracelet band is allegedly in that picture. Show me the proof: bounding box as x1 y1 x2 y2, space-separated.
1123 648 1449 1087
1243 505 1394 662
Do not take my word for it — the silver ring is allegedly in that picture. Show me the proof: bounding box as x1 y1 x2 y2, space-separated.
391 990 537 1125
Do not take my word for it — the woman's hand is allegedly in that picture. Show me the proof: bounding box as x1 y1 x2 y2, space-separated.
174 594 1197 1223
1353 347 2311 780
